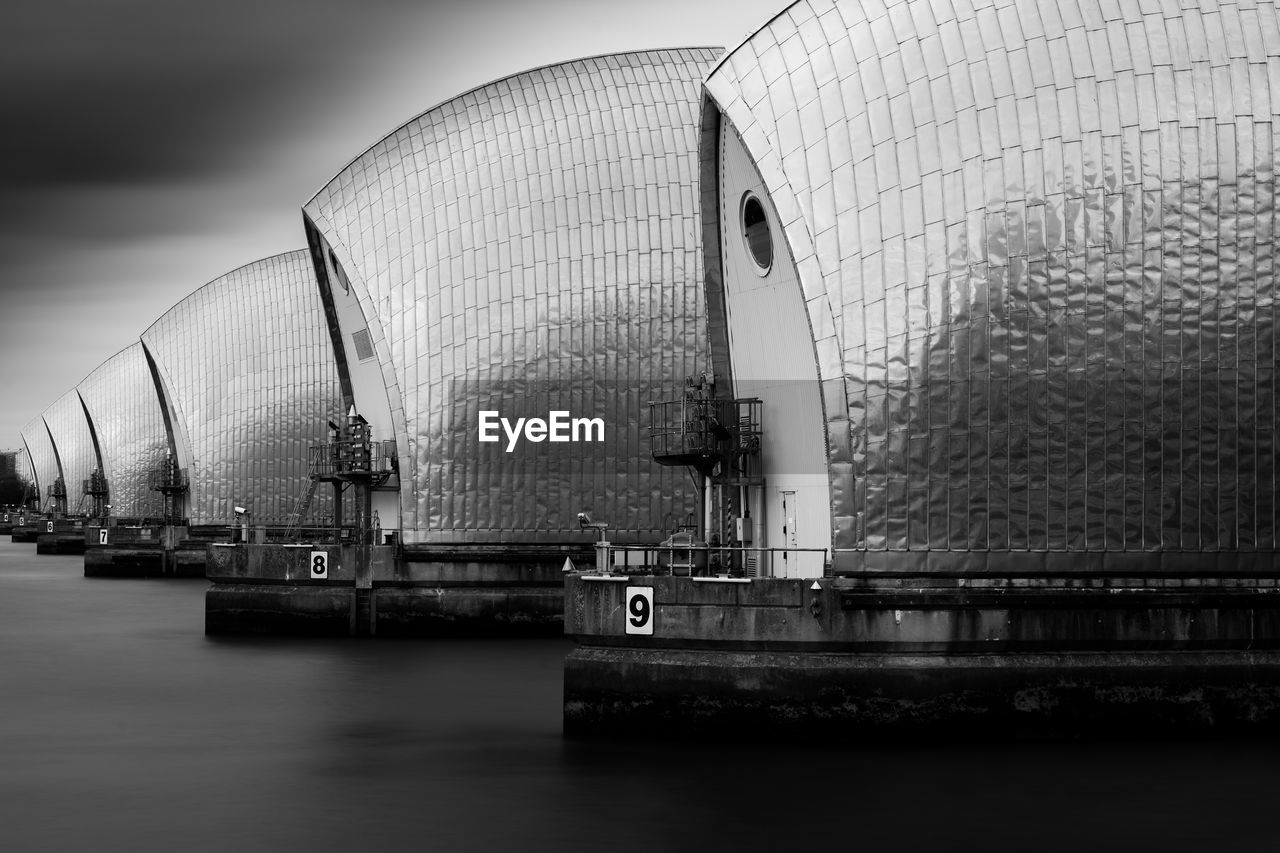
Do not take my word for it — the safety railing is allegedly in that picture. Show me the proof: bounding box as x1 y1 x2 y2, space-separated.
307 440 396 482
217 522 399 546
586 543 829 579
148 467 190 491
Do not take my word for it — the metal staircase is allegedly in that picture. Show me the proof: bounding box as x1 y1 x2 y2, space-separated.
284 478 319 541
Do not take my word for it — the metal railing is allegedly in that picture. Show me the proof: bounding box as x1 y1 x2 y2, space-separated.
148 467 190 491
216 521 399 546
649 397 762 469
587 543 829 578
307 440 396 484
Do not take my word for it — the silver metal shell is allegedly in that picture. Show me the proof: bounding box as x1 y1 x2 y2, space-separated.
704 0 1280 571
304 49 722 544
77 343 171 520
20 417 59 508
140 251 343 525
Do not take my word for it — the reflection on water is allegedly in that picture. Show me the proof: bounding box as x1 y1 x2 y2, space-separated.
1 541 1278 852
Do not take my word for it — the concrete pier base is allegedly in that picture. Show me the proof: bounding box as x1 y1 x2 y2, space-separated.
207 584 357 635
565 647 1280 739
36 534 86 555
371 586 564 637
82 526 210 578
205 542 583 636
10 528 39 543
564 574 1280 739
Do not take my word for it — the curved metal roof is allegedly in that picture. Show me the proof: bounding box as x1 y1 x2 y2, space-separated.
77 343 170 520
704 0 1280 563
140 250 342 525
41 390 101 515
304 48 722 542
19 417 58 507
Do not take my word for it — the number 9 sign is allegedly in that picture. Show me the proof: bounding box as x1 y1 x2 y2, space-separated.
624 586 654 636
309 550 328 580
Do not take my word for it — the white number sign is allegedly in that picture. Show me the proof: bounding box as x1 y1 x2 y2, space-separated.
309 550 328 580
98 528 109 545
624 586 654 635
46 521 54 533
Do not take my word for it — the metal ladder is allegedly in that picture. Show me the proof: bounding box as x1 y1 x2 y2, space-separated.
284 479 319 540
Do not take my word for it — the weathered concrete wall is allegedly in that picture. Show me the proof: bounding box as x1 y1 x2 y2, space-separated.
205 543 368 635
564 646 1280 739
205 543 582 636
566 576 1280 652
82 525 207 578
565 574 1280 737
206 585 357 635
36 534 86 555
34 519 87 554
372 587 562 637
206 542 366 584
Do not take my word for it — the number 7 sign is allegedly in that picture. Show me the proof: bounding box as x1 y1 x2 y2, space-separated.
624 586 654 636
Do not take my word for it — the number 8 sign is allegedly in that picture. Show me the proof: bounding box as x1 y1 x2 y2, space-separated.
624 586 654 636
309 550 328 580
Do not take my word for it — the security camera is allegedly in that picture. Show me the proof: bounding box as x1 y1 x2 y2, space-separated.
233 506 247 515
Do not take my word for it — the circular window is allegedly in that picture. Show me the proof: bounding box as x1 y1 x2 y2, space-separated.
740 192 773 273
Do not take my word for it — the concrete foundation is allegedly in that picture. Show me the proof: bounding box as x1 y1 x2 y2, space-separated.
10 526 40 543
564 574 1280 739
206 542 584 636
82 526 209 578
28 519 86 553
36 534 86 555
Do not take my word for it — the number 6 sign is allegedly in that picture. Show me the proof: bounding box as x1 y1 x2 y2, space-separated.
624 586 654 635
309 550 328 580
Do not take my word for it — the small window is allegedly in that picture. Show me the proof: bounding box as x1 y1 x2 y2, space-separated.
352 328 375 361
741 192 773 273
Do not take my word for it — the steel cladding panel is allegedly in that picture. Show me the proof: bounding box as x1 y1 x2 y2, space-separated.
42 391 99 513
305 49 721 542
705 0 1280 565
77 343 170 519
19 421 55 501
141 251 342 525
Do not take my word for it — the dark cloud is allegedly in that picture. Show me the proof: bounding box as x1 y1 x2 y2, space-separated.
1 0 429 193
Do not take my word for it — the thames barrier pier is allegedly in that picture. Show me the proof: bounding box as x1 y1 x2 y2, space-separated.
564 574 1280 737
565 0 1280 736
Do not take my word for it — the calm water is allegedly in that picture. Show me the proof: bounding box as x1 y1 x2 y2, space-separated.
1 539 1279 852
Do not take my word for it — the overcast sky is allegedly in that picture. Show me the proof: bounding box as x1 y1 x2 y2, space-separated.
0 0 785 450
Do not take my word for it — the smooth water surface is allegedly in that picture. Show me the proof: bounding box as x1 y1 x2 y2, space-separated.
1 539 1277 852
